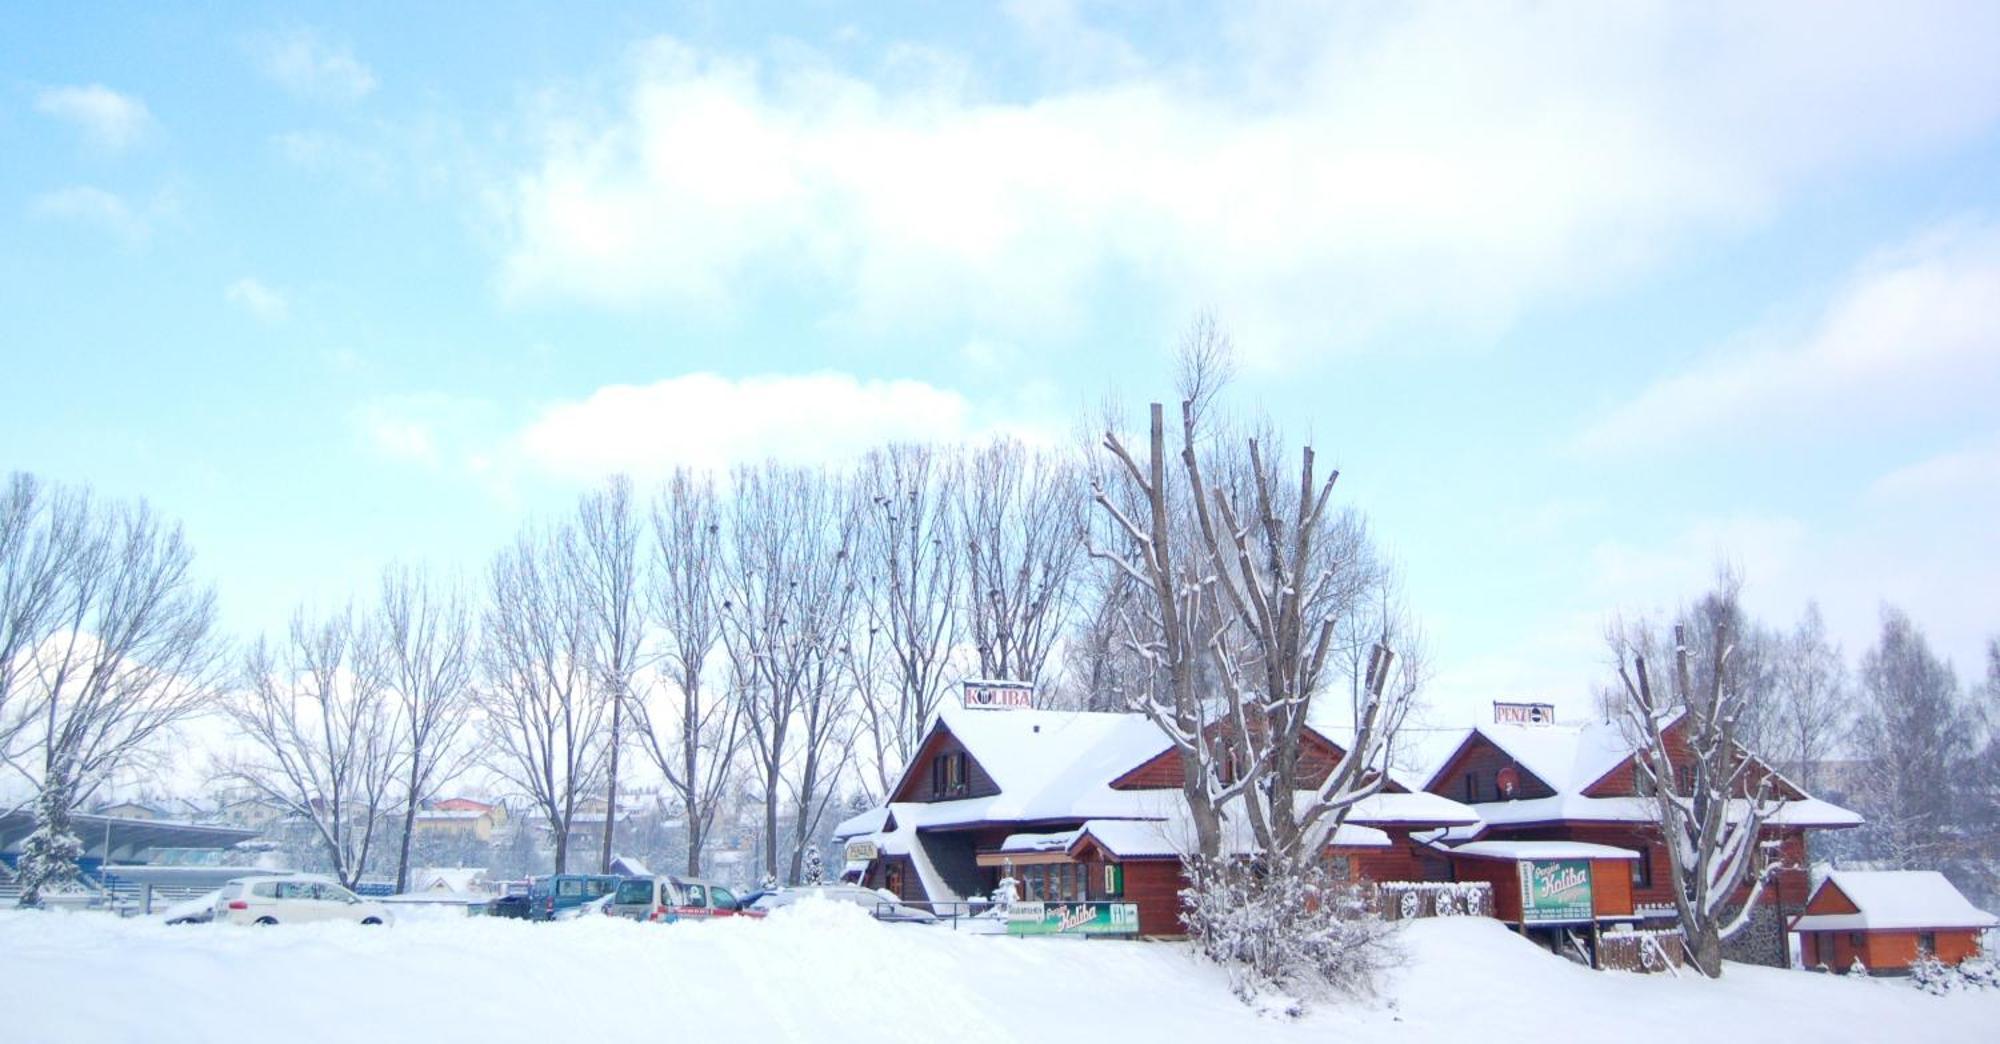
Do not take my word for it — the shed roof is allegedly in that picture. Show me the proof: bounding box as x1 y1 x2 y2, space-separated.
1791 871 1998 932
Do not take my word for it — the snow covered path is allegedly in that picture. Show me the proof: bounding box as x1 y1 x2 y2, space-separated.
2 903 1993 1043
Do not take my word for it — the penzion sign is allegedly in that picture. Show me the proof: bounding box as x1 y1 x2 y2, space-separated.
1519 859 1594 924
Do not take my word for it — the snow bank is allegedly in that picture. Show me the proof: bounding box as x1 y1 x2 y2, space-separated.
3 901 1994 1043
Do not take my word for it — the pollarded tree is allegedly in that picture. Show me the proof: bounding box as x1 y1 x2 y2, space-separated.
1613 588 1788 979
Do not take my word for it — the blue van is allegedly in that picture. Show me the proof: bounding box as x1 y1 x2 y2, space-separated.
525 874 622 921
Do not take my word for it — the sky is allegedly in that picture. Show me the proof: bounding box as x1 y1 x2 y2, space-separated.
4 1 1998 734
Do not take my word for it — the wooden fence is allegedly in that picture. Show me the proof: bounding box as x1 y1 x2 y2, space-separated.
1372 881 1495 921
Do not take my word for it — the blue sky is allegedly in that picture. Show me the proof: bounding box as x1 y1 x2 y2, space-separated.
5 1 1998 726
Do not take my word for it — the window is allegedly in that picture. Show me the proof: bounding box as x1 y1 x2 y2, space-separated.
276 881 313 900
587 878 613 898
252 882 278 899
1631 848 1652 889
615 879 653 905
932 751 969 796
315 883 357 904
1101 863 1124 898
559 879 583 897
1463 772 1478 802
711 887 737 909
1920 932 1936 955
683 884 707 907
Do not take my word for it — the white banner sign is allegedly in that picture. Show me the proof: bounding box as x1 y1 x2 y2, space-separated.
964 680 1034 710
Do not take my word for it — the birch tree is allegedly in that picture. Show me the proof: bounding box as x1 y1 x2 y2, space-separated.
1613 599 1788 979
376 566 477 893
225 609 399 890
634 469 741 875
478 528 610 873
1768 602 1847 793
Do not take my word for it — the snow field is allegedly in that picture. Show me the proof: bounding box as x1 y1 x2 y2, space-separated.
2 900 1995 1044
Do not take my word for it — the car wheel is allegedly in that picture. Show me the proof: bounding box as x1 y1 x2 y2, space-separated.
255 917 278 926
361 917 383 925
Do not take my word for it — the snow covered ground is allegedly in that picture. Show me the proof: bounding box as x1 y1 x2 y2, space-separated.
2 902 1994 1043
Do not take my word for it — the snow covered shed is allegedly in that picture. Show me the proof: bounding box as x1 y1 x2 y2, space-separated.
1791 871 1997 973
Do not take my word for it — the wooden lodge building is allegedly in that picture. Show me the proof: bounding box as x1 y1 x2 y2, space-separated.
1405 709 1863 965
836 698 1869 965
1791 871 1998 973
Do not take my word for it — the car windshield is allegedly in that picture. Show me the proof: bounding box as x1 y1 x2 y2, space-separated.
614 880 653 905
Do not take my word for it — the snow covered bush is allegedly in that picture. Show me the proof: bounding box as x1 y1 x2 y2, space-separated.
1956 956 2000 990
1909 952 1959 994
1180 856 1396 1007
1847 956 1871 978
801 845 826 886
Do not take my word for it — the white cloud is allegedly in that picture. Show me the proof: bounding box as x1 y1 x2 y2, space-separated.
35 84 154 150
30 186 150 244
492 4 2000 352
351 395 488 469
1871 439 2000 499
224 277 290 322
1580 220 2000 453
255 29 377 101
517 371 1028 480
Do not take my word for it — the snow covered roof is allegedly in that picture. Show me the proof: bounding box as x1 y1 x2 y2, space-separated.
1423 719 1640 796
832 806 889 840
1467 794 1862 830
1791 871 1999 932
1447 840 1640 862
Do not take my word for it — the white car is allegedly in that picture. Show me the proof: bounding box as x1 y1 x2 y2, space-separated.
751 885 937 924
213 875 394 926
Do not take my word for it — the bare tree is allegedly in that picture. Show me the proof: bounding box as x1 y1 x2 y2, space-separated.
1612 589 1788 979
376 565 477 893
852 443 962 795
1088 318 1416 868
633 469 741 875
722 464 856 884
1851 605 1968 869
478 528 611 874
1055 557 1145 712
961 438 1086 694
9 485 225 905
571 477 645 873
1768 602 1847 793
224 609 399 890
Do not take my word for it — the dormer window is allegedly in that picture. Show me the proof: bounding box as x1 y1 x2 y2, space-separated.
931 751 969 797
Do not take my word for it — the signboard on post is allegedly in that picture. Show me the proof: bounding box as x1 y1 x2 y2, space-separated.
963 679 1034 711
1006 901 1140 936
844 840 878 863
1493 701 1555 726
1518 859 1594 924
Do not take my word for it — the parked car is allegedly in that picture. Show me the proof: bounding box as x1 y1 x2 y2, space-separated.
731 887 778 912
750 885 938 924
604 875 754 922
212 875 394 926
524 874 621 922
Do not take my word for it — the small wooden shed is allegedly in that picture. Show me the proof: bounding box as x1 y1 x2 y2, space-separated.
1791 870 1996 973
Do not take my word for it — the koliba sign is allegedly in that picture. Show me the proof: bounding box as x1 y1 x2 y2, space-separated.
964 680 1034 710
1518 859 1593 924
1006 901 1140 936
844 840 878 863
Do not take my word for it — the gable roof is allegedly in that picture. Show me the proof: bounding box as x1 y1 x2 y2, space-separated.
1792 871 1998 932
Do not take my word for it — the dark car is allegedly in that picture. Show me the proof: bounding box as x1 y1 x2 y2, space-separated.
523 873 622 921
486 893 533 919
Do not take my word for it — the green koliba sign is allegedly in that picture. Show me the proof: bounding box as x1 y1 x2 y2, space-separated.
1518 859 1593 924
1005 901 1140 936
